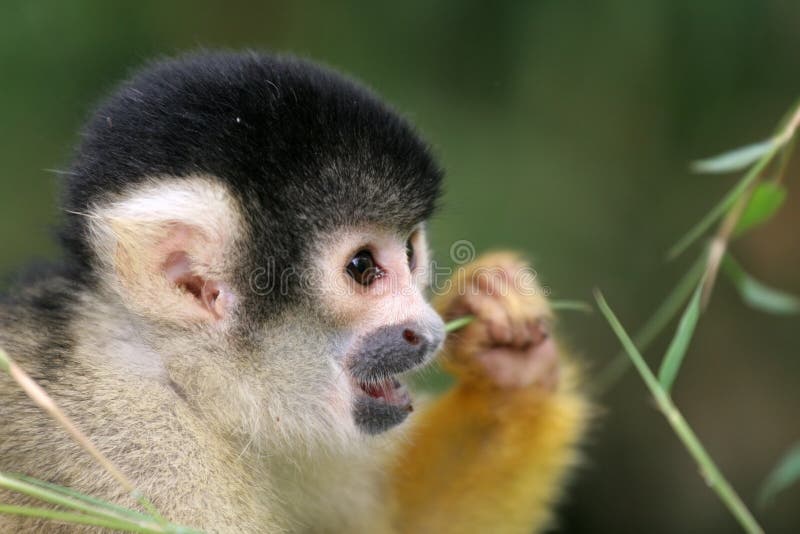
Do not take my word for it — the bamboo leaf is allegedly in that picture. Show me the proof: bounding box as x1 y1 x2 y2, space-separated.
657 282 703 393
692 139 777 174
722 256 800 315
734 182 787 236
759 443 800 507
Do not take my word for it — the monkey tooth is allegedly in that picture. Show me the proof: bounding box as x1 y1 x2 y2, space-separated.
357 377 410 407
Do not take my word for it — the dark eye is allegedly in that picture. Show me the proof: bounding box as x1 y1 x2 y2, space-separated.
406 238 416 271
346 250 380 286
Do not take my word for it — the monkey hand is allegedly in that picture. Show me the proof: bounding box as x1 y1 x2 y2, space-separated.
393 252 587 533
435 251 558 391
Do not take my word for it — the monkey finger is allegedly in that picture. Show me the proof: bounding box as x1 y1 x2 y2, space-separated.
463 293 514 346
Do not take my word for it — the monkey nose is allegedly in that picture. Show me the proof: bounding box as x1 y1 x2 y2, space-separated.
386 321 433 364
402 328 420 345
349 319 445 379
398 318 445 355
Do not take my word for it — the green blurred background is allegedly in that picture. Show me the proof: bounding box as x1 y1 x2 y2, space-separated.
1 1 799 532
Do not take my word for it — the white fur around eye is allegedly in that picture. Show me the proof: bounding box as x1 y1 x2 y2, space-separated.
313 225 435 332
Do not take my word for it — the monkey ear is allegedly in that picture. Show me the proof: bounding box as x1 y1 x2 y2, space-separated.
90 178 240 325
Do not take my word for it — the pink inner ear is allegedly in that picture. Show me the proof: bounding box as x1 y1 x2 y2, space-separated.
163 251 223 318
164 251 201 297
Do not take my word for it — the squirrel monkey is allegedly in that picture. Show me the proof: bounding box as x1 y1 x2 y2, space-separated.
0 52 588 533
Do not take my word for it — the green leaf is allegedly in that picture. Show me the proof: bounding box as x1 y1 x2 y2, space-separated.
668 153 771 259
657 282 703 393
691 138 777 174
734 182 787 236
722 256 800 315
759 443 800 507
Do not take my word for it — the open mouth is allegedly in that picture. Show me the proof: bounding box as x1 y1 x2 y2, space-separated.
346 320 445 435
355 377 412 409
351 375 415 435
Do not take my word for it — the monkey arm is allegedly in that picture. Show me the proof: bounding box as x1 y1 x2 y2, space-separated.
388 252 590 534
390 359 588 533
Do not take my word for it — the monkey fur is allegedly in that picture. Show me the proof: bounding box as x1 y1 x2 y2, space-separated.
0 52 589 533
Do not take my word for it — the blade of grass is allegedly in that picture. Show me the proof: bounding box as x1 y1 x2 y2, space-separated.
594 290 764 534
657 281 703 393
0 473 156 528
0 504 158 533
6 473 152 522
593 253 706 395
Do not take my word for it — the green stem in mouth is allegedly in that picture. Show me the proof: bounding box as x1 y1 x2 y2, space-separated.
443 299 591 334
444 315 474 333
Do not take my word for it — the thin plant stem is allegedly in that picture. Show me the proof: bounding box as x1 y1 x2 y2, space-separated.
0 473 153 526
701 182 756 308
593 254 706 395
668 150 776 259
0 348 166 524
595 291 764 534
0 504 157 533
700 101 800 307
10 473 153 521
444 315 474 333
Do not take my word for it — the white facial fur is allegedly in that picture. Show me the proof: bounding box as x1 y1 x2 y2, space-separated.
247 225 442 454
77 176 440 463
314 225 436 331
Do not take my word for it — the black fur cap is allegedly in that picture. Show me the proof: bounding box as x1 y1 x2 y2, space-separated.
61 51 443 311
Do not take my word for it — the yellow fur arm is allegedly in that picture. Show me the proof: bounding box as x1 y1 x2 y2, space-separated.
389 252 590 533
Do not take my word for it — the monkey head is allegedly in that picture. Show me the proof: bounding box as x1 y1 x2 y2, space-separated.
62 52 445 454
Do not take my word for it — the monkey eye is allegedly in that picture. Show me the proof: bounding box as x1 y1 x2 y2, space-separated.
346 250 381 286
406 238 416 271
